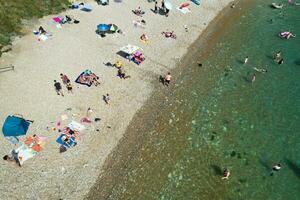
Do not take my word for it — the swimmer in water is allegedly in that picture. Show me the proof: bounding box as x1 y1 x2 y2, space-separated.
251 74 256 83
222 168 230 180
254 67 268 73
270 163 282 176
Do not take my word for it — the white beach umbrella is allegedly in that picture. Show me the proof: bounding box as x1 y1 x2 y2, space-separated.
165 1 173 10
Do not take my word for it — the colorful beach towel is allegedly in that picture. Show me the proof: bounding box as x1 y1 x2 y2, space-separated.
177 6 191 14
75 70 99 87
14 144 37 165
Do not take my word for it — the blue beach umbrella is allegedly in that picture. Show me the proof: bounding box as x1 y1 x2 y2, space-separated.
2 115 31 137
97 24 110 32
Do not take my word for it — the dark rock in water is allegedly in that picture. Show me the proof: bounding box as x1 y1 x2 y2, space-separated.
210 135 215 141
237 153 242 159
212 131 217 135
230 151 236 157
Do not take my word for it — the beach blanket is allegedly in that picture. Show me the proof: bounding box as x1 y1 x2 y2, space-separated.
56 134 76 148
38 34 49 41
75 70 99 87
68 121 85 131
14 144 37 165
176 7 191 14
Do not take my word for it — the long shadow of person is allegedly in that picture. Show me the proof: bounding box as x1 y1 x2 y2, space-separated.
285 159 300 178
159 75 165 85
211 165 223 176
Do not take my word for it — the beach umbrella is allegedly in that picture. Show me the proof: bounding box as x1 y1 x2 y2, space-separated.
165 1 173 10
97 24 110 32
109 24 118 32
2 115 31 137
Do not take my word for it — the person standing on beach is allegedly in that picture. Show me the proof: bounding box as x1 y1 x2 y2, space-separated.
244 56 249 64
154 1 158 13
66 80 73 94
54 80 64 96
60 73 70 85
104 94 111 105
164 72 172 86
161 0 165 12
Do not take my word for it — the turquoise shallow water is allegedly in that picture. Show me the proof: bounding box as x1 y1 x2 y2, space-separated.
87 1 300 199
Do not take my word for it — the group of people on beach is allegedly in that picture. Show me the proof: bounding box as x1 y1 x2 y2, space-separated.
53 73 73 97
152 0 170 17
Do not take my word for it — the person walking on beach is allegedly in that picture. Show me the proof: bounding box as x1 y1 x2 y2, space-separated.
60 73 70 85
54 80 64 96
222 168 230 180
161 0 165 12
154 1 158 13
66 80 73 94
244 56 249 64
164 72 172 86
104 94 111 105
270 163 282 176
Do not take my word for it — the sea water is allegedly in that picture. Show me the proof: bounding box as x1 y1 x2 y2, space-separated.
88 1 300 199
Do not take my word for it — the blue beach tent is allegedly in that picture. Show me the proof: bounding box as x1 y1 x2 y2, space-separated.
2 115 31 137
97 24 110 32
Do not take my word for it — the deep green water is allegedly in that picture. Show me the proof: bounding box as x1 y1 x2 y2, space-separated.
87 1 300 199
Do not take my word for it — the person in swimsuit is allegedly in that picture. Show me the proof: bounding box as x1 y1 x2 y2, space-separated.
164 72 172 86
60 73 70 85
270 163 282 176
66 81 73 93
222 169 230 180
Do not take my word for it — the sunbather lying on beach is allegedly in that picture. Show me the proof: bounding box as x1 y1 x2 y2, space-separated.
117 67 130 79
161 31 177 39
133 6 145 16
92 77 100 86
140 33 149 43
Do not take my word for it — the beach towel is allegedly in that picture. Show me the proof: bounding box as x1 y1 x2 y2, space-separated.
14 144 37 165
75 70 99 87
52 17 62 23
56 134 76 148
177 7 191 14
68 121 85 131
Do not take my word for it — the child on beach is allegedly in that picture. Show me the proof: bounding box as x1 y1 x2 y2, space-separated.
164 72 172 86
104 94 111 105
54 80 64 96
66 81 73 93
